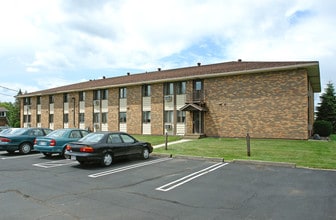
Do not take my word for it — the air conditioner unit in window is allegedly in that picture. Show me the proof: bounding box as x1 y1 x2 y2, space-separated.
165 124 172 130
164 95 172 102
94 124 100 129
94 100 100 106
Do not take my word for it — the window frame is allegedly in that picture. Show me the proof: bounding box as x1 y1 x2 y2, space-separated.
120 88 127 99
119 112 127 123
142 111 151 123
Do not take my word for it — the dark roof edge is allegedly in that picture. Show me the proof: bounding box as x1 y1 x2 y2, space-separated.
18 61 320 97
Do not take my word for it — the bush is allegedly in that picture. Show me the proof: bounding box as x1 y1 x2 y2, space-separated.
313 120 333 137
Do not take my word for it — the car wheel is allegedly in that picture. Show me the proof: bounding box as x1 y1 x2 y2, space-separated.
19 142 32 154
142 148 150 160
60 147 67 159
101 152 113 167
6 150 15 154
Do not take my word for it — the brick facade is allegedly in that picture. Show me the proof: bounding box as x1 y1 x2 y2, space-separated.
205 70 309 139
19 61 320 140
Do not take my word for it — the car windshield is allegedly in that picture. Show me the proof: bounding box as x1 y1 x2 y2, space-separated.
79 133 105 143
5 128 28 135
47 129 67 138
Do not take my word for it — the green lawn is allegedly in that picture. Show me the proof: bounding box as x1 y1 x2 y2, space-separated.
135 135 336 170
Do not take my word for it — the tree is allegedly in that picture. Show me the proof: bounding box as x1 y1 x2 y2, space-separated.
0 90 21 127
316 82 336 132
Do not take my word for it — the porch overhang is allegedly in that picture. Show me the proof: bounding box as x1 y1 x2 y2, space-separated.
179 103 208 112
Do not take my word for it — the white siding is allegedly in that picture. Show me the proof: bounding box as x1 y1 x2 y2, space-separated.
119 99 127 111
120 123 127 132
142 124 151 134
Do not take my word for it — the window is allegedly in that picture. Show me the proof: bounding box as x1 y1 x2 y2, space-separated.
177 82 186 94
24 115 31 123
164 111 173 123
142 111 151 123
177 111 186 123
93 113 100 123
120 134 135 143
49 95 54 104
164 83 174 95
119 112 127 123
101 89 108 100
102 112 107 123
79 113 85 123
120 88 127 98
63 113 69 123
70 130 81 138
194 80 203 91
108 134 122 144
142 85 151 97
79 92 85 101
63 93 69 103
37 114 41 123
0 112 5 117
49 114 54 123
36 96 41 105
93 90 100 100
24 97 31 105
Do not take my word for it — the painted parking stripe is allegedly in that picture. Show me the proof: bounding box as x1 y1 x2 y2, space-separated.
156 162 229 192
1 154 41 160
33 160 78 168
89 157 172 178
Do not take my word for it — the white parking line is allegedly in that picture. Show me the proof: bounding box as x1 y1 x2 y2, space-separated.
33 160 78 168
156 162 229 192
88 157 172 178
1 154 41 160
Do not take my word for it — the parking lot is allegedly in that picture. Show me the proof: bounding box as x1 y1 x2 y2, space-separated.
0 152 335 220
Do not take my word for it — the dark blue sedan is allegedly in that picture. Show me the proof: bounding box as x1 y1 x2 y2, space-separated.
0 128 53 154
34 128 90 158
65 131 153 166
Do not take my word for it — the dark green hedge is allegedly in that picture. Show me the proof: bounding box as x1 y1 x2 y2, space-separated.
313 120 333 137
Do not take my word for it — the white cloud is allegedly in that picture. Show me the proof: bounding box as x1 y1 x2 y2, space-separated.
0 0 336 103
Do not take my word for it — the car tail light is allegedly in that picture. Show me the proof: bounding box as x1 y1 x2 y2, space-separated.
50 139 56 146
66 145 72 151
80 146 94 153
0 137 10 143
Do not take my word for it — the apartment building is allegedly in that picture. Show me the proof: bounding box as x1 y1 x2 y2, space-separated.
18 60 321 139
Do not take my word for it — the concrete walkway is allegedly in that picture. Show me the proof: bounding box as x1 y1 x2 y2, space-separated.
153 139 192 149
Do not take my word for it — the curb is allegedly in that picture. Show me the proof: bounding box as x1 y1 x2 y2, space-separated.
233 159 296 168
151 153 224 162
174 155 224 163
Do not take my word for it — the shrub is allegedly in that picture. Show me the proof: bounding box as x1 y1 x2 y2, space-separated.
313 120 333 137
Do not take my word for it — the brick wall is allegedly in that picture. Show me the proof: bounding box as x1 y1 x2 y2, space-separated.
40 96 49 128
127 85 142 134
151 83 164 135
108 88 120 131
53 94 63 129
205 70 309 139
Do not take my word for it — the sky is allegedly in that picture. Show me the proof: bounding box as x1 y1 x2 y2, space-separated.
0 0 336 103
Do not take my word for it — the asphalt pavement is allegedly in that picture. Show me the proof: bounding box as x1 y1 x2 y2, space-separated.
0 152 335 220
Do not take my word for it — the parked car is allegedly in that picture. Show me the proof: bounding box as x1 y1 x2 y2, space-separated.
0 128 12 134
34 128 90 158
0 126 10 132
65 131 153 166
0 128 53 154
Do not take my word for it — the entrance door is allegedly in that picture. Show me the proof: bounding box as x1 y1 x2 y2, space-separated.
193 111 204 134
